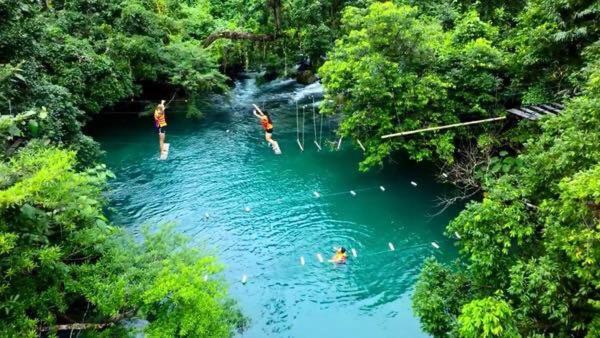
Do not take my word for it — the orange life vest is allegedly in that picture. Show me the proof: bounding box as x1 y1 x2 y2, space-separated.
154 110 167 128
333 252 347 263
260 116 273 131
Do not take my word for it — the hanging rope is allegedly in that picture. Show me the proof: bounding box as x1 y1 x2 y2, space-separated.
312 98 321 151
302 105 306 150
319 107 324 147
296 101 304 151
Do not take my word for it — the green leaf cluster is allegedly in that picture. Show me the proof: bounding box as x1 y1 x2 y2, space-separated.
319 2 506 170
0 143 244 336
412 47 600 337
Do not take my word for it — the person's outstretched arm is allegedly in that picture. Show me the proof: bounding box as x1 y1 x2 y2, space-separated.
253 109 263 118
252 104 265 115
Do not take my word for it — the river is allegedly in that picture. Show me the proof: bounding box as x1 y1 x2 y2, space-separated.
90 75 460 337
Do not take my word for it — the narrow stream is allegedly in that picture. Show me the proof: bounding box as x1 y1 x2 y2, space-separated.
90 75 460 337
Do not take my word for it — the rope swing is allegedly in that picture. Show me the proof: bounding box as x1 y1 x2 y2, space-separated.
312 97 323 151
296 102 306 151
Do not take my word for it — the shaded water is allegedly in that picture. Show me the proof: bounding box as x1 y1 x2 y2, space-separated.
91 75 460 337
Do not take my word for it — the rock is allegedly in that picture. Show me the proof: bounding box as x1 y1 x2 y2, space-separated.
296 70 318 85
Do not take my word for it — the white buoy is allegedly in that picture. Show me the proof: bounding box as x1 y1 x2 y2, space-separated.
300 256 305 266
388 242 395 251
241 275 248 284
313 191 321 198
380 186 386 192
431 242 440 249
454 232 461 239
351 248 358 257
244 206 251 212
411 181 418 187
317 253 324 263
350 190 357 196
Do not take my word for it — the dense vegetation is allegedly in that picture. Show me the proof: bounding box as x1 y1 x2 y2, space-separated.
317 0 599 336
1 0 598 336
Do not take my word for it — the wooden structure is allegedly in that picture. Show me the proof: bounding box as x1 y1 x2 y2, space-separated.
506 103 564 120
381 103 564 139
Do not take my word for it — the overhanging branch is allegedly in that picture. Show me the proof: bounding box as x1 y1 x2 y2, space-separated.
203 31 276 48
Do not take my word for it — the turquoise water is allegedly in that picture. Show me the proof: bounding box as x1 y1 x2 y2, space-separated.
90 76 460 337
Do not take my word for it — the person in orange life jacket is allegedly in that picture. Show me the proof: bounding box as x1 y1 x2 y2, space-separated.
330 247 347 264
154 100 167 155
252 106 280 150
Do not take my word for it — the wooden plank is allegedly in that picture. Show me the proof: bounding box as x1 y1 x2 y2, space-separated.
541 104 562 113
507 108 537 120
357 139 366 151
529 106 556 116
297 139 304 151
314 140 322 151
520 107 543 120
381 116 506 139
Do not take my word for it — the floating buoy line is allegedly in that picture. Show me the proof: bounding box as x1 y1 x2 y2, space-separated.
178 181 444 285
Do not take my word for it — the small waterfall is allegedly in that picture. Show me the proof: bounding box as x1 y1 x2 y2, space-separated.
292 81 324 103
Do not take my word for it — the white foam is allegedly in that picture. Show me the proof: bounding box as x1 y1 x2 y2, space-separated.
292 82 323 102
388 242 395 251
317 253 324 263
300 256 305 265
431 242 440 249
313 192 321 198
454 232 461 239
244 206 251 212
351 248 358 257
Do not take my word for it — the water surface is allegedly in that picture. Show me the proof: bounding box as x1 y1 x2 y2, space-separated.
91 76 459 337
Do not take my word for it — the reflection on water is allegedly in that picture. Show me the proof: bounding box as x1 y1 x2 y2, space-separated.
92 75 459 338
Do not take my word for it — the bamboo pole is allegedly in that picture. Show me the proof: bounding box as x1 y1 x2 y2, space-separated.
381 116 506 139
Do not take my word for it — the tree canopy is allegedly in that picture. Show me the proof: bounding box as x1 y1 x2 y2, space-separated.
1 0 598 336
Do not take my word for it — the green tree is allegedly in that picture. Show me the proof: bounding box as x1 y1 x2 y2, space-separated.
319 2 505 170
0 144 244 336
413 45 600 337
458 296 520 338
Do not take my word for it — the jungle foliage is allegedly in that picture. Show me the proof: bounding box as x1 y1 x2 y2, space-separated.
1 0 599 337
413 48 600 337
319 0 599 170
0 144 245 336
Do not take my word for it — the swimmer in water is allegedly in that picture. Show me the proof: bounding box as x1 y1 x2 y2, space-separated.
330 247 348 264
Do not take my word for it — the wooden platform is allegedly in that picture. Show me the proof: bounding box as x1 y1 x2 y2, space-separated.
506 103 564 120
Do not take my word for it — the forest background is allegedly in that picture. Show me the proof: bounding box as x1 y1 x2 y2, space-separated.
0 0 598 337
